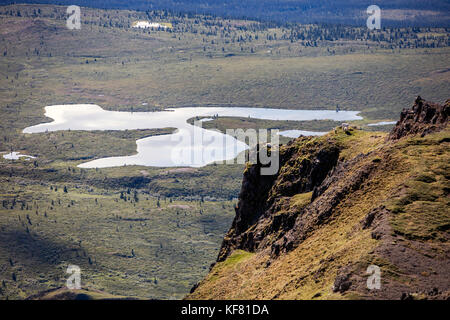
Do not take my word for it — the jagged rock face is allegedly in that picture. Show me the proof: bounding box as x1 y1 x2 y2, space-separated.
218 97 450 262
190 97 450 300
271 152 378 257
217 138 340 261
389 96 449 140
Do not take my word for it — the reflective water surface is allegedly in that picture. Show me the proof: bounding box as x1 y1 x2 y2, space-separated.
3 152 36 160
23 104 362 168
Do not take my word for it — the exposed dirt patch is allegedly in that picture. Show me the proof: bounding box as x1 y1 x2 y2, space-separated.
159 168 198 175
168 204 191 210
140 170 150 176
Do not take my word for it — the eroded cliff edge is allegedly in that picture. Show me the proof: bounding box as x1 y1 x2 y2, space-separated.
188 97 449 300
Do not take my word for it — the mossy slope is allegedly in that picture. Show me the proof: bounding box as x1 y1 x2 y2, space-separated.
188 99 449 300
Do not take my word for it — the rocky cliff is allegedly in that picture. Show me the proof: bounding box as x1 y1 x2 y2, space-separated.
188 97 450 300
389 96 449 140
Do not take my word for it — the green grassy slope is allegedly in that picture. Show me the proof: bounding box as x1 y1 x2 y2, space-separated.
0 179 235 299
188 125 449 300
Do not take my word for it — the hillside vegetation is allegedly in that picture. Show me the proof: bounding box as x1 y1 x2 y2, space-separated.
188 97 449 299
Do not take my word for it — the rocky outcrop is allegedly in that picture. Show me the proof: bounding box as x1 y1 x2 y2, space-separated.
191 97 449 300
217 138 340 261
270 152 379 257
389 96 449 140
217 97 449 263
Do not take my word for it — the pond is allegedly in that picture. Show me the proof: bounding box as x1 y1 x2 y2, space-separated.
2 152 36 160
23 104 362 168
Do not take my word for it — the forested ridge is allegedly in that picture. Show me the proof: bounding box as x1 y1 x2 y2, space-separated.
2 0 450 26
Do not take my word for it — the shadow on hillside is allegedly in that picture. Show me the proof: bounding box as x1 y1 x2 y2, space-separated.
0 228 87 267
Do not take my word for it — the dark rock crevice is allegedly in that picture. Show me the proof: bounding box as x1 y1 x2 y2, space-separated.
271 153 379 257
217 138 341 261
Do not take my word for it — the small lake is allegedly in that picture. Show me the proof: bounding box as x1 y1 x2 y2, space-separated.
367 121 397 126
3 152 36 160
23 104 362 168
